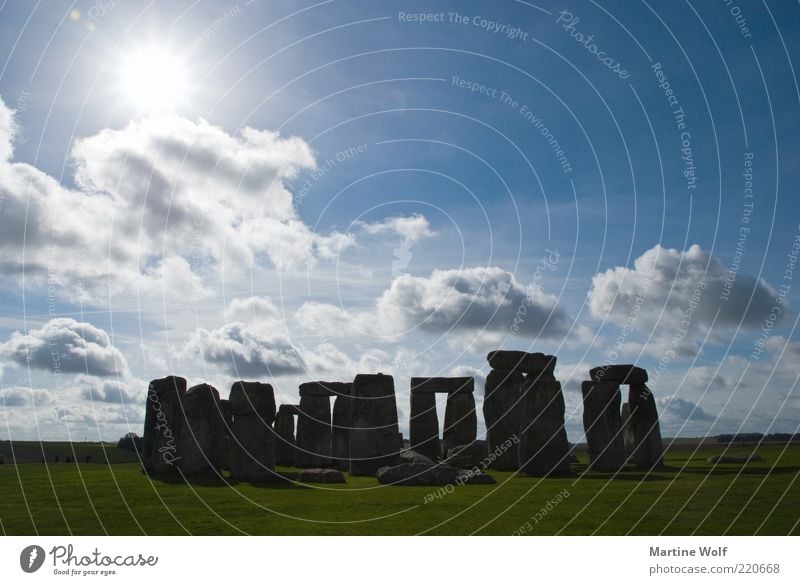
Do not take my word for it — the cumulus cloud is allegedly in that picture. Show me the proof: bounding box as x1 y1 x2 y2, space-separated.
0 318 129 377
360 214 436 243
79 375 143 404
0 97 353 303
0 387 52 407
658 395 715 422
588 244 781 356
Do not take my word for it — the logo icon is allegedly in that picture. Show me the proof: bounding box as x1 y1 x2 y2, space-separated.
20 545 45 573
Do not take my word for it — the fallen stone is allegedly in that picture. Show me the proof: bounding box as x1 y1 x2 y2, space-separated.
518 380 571 476
143 375 186 473
395 449 435 466
590 365 648 385
483 369 525 470
376 463 458 486
456 468 497 484
445 440 489 468
349 374 401 476
487 351 556 373
581 381 626 472
298 468 346 483
409 391 440 460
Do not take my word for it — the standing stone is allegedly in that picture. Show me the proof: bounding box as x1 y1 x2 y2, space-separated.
143 375 186 473
294 394 332 468
331 384 354 470
623 384 664 469
442 383 477 457
349 374 401 476
590 365 648 385
228 381 277 480
177 383 226 477
218 399 232 471
581 381 626 472
487 351 556 373
274 405 297 466
409 391 440 460
518 380 571 476
483 369 525 470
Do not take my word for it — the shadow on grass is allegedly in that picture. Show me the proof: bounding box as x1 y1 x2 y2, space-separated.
144 469 313 490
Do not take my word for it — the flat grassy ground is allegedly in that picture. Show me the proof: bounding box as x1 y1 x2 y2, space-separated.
0 443 798 535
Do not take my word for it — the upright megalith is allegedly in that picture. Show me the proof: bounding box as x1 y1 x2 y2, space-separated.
178 383 227 477
274 404 298 466
581 381 626 472
228 381 277 480
295 385 333 468
483 369 525 470
409 391 440 460
442 380 477 457
143 375 186 473
623 384 664 469
349 373 401 476
331 383 354 470
518 380 571 476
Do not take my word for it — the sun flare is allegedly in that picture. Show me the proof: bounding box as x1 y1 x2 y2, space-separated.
120 46 188 112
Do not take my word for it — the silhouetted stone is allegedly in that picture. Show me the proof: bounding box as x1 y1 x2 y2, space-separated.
295 394 332 468
483 369 525 470
178 383 226 477
143 375 186 473
228 381 277 480
299 381 352 397
349 373 401 476
622 383 663 469
409 391 440 460
518 380 571 476
443 386 477 457
279 404 301 416
590 365 648 385
331 384 354 470
298 468 346 483
274 408 296 466
376 463 458 486
487 351 556 373
410 377 474 394
85 455 91 463
581 381 626 472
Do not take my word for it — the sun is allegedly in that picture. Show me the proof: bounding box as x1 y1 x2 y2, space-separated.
120 46 188 112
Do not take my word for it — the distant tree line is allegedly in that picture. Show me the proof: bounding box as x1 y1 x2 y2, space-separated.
716 433 800 444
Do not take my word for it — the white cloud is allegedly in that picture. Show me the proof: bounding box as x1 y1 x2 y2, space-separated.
360 214 435 243
0 386 53 408
79 375 144 404
0 318 129 377
0 96 15 161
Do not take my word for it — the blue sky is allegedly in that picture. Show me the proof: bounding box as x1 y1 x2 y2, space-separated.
0 0 798 442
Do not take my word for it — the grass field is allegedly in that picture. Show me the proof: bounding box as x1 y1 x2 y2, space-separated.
0 443 798 535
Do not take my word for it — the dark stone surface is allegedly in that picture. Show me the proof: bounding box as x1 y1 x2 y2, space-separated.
376 463 459 486
228 382 277 480
274 410 296 466
581 381 626 472
483 369 525 470
590 365 648 385
622 384 664 469
487 351 556 373
445 440 489 468
177 383 227 477
278 404 301 416
518 380 571 476
349 374 401 476
395 449 435 466
443 391 477 457
298 468 346 483
294 394 332 468
707 454 763 464
456 468 497 484
143 376 186 473
409 391 440 460
410 377 474 394
331 388 355 470
299 381 353 397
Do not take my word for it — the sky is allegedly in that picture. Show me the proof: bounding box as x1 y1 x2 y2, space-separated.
0 0 798 443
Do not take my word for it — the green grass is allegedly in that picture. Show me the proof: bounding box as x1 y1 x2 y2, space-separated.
0 444 798 535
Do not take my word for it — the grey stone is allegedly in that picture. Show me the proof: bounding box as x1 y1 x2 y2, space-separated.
622 384 664 469
707 454 763 464
409 391 440 460
487 351 556 373
395 449 435 466
581 381 626 472
456 468 497 484
228 382 277 480
274 409 296 466
590 365 648 385
299 381 353 397
376 463 459 486
483 369 525 470
445 440 489 468
410 377 474 394
177 383 227 477
518 380 571 476
298 468 346 483
443 391 477 457
294 394 332 468
332 387 355 470
143 376 186 473
349 374 401 476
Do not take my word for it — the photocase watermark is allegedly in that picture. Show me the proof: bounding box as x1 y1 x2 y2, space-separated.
751 222 800 361
183 4 245 57
295 142 369 209
20 545 46 573
511 488 571 535
147 388 181 466
423 435 519 504
511 248 560 334
555 10 629 79
87 0 120 28
721 152 754 301
451 76 572 174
